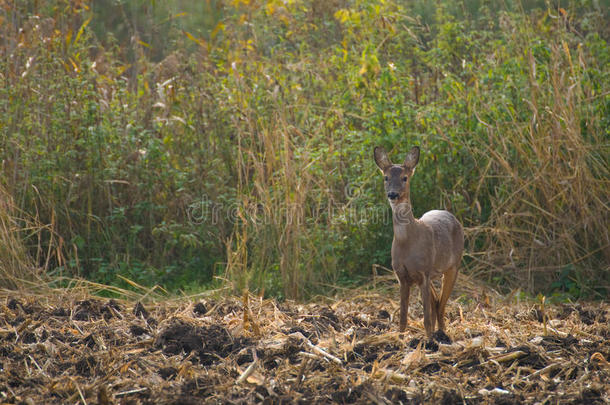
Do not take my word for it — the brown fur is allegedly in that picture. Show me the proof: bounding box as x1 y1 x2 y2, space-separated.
374 146 464 337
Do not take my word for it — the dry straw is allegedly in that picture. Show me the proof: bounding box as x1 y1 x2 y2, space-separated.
0 184 41 289
0 285 607 404
466 41 609 293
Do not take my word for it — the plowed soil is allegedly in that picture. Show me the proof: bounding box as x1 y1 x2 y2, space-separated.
0 289 608 404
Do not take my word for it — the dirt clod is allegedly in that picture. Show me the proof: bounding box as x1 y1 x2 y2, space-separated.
50 307 67 317
21 332 37 344
385 387 409 402
82 334 96 348
7 298 20 310
193 302 207 315
133 301 149 319
130 324 147 336
73 299 102 321
506 345 547 369
158 367 177 380
432 329 452 344
75 356 97 377
408 337 439 351
155 321 248 365
440 389 462 405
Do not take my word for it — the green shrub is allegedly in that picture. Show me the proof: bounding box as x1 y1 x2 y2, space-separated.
1 0 607 299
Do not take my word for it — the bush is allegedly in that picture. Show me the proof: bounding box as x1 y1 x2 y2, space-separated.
0 0 607 299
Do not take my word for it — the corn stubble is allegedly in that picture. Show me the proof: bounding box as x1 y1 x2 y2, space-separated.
0 286 607 404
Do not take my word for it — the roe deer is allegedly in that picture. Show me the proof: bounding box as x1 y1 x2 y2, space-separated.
374 146 463 338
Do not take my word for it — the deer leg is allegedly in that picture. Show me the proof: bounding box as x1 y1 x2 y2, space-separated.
421 276 434 337
429 283 439 332
437 266 459 331
399 278 411 332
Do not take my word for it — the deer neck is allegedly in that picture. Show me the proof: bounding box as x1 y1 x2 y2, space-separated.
391 200 417 242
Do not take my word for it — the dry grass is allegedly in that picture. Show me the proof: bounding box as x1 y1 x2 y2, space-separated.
466 39 610 293
226 105 330 299
1 1 607 298
0 185 42 290
0 279 607 404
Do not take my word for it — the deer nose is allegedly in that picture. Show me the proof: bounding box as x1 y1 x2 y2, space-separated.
387 192 399 200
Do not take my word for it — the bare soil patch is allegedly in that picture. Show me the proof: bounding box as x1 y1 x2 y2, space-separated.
0 290 608 404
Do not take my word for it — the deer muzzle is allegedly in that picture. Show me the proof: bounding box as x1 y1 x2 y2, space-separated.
387 191 399 200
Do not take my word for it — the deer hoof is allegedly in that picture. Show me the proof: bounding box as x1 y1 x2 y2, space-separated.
431 329 452 344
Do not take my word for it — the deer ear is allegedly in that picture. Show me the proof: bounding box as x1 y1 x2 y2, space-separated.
403 146 420 171
374 147 392 171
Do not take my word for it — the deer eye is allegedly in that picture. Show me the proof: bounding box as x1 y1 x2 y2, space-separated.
402 177 407 182
384 176 388 181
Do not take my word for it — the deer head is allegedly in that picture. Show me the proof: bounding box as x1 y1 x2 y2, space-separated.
374 146 420 206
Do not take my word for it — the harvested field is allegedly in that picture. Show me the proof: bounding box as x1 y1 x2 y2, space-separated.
0 285 608 404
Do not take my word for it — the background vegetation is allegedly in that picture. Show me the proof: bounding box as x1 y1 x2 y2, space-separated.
0 0 608 300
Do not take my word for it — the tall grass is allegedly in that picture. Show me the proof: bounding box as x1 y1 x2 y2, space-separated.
0 0 607 298
468 37 609 292
0 185 40 289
